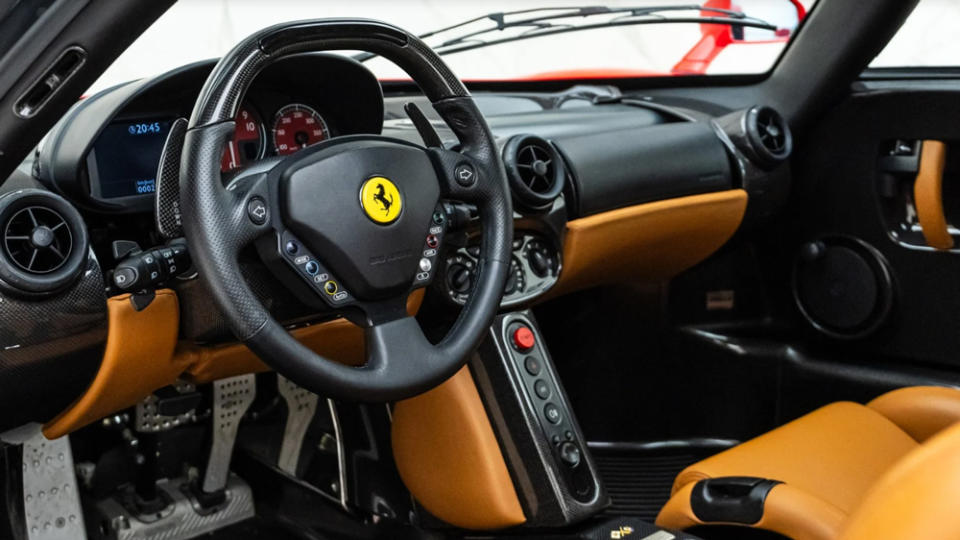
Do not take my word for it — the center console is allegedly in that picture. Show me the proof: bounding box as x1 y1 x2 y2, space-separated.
471 310 607 526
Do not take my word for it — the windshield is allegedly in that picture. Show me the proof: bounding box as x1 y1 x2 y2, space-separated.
89 0 813 95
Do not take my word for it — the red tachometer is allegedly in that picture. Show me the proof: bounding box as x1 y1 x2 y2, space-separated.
272 103 329 156
221 106 265 172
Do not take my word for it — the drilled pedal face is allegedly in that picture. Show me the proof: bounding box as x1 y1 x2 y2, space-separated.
203 374 256 493
96 475 254 540
21 430 86 540
277 375 319 475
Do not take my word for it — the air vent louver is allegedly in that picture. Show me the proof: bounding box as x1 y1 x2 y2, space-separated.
0 190 87 295
744 105 792 168
503 134 566 213
4 206 73 274
755 108 788 154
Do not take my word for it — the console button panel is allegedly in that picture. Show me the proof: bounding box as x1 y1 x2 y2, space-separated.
273 202 445 311
501 316 598 503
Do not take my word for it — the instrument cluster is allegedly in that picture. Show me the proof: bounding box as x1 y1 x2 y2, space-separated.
221 102 334 172
35 53 383 214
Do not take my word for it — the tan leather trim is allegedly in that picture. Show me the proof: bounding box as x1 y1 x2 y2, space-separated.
44 289 425 437
655 483 702 531
44 290 183 439
392 367 525 530
867 385 960 443
840 422 960 540
655 482 845 540
553 190 747 296
180 288 422 383
181 318 364 383
756 484 846 540
671 402 917 513
914 140 954 250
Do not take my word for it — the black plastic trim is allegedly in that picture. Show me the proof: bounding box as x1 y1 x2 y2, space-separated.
690 477 782 525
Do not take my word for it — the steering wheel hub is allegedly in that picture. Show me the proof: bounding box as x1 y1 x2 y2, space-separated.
278 139 440 300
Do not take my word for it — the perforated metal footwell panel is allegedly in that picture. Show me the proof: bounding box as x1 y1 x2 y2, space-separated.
277 375 318 475
95 475 254 540
14 425 87 540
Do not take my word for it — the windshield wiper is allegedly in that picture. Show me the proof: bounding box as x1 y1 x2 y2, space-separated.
355 4 780 61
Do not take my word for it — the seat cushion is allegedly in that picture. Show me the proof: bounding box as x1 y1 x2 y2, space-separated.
670 401 917 514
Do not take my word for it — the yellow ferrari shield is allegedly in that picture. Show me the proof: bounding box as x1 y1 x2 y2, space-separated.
360 176 402 224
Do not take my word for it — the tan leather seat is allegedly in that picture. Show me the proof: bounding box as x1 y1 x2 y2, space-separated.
840 420 960 539
656 386 960 540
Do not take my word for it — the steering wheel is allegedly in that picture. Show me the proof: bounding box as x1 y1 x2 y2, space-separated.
180 19 512 402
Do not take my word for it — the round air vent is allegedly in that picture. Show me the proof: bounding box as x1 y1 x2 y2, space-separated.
502 134 566 213
744 105 792 168
0 189 88 295
4 206 72 273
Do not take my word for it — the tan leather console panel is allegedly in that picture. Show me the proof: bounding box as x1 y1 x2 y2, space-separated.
392 367 525 530
555 189 747 295
45 291 183 439
44 290 424 438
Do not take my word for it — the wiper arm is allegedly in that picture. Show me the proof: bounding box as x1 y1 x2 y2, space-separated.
356 5 779 61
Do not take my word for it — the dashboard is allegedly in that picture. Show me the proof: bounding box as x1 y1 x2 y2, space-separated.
0 48 794 428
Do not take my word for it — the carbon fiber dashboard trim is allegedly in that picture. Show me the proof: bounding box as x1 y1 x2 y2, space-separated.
189 19 468 128
0 253 106 429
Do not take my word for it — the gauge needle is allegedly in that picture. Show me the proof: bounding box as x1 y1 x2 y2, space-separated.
228 142 237 169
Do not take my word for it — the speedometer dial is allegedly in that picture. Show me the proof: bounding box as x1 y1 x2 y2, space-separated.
272 104 329 156
221 105 265 172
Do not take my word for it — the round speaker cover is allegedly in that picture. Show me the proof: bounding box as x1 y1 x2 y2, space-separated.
793 237 893 338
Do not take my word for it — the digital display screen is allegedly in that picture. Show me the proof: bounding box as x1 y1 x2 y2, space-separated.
92 120 171 199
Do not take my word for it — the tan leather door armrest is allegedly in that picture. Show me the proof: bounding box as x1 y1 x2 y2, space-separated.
914 140 954 250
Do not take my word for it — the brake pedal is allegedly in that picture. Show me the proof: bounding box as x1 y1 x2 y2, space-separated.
277 375 319 475
8 425 87 540
202 374 256 494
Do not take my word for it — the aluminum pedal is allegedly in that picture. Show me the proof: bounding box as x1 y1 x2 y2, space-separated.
96 475 254 540
202 374 256 493
277 375 319 475
3 424 87 540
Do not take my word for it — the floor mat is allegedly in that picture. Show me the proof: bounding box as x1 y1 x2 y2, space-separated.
590 441 734 522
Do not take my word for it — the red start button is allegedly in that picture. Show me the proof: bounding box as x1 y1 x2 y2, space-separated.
512 326 536 351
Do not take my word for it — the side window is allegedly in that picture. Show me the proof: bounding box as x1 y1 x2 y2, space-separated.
871 1 960 68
